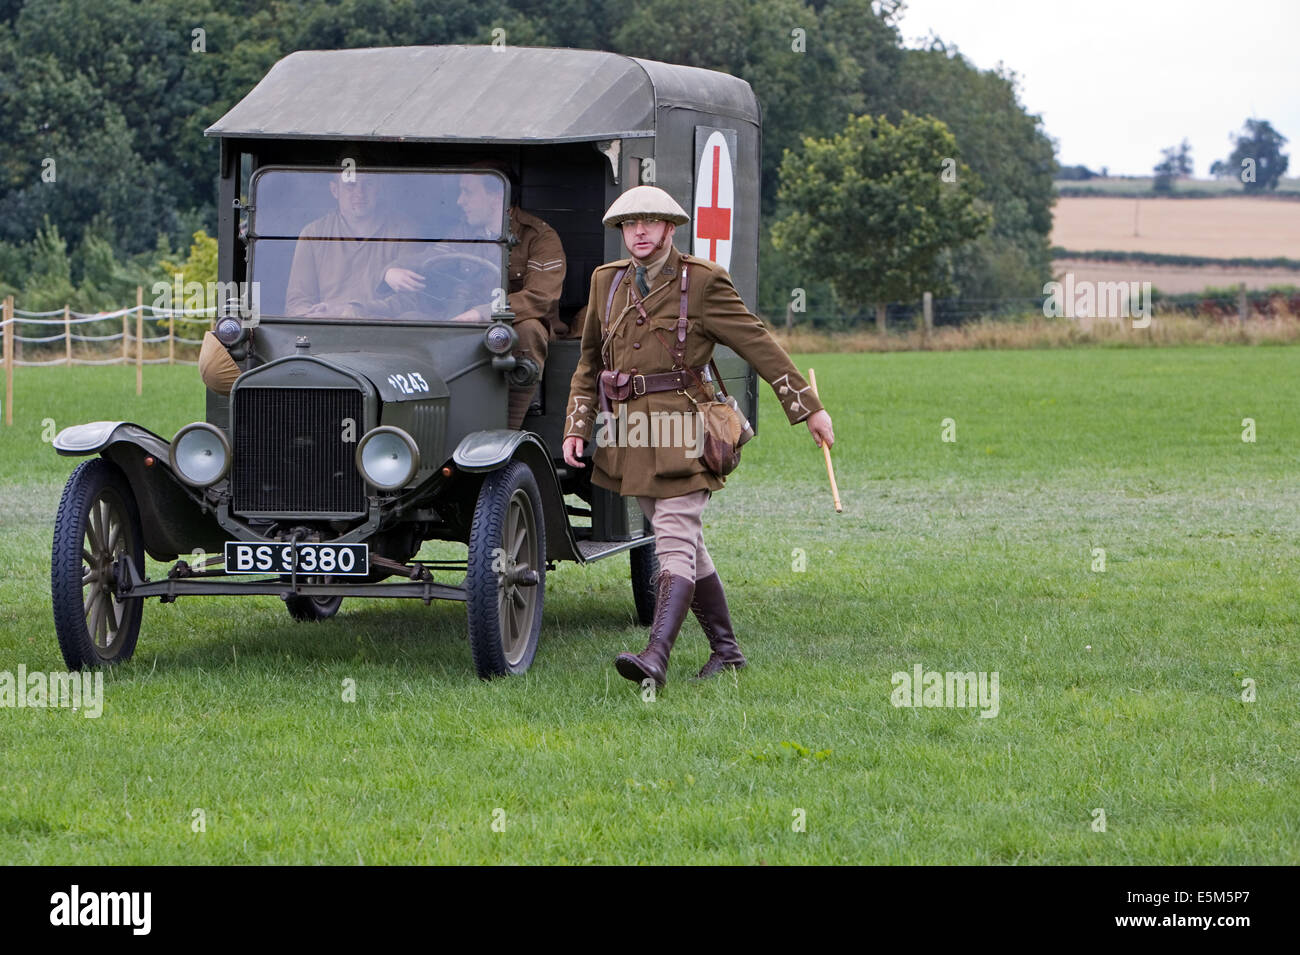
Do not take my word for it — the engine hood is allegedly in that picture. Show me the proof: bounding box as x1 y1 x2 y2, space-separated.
237 352 450 402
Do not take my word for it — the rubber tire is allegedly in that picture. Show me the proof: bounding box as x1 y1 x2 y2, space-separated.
51 458 145 669
466 461 546 678
630 543 659 626
285 591 343 622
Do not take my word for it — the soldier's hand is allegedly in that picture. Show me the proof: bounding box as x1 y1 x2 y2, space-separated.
385 267 425 292
562 435 585 469
807 409 834 449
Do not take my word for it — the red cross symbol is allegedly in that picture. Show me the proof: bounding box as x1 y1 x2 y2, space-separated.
696 145 732 261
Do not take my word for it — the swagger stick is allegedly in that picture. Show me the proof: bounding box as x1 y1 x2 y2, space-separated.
807 367 842 512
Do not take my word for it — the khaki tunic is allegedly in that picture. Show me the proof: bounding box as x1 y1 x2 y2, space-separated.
283 211 403 316
505 207 565 332
564 246 823 499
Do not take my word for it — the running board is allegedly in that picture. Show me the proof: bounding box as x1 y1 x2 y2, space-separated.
576 537 654 563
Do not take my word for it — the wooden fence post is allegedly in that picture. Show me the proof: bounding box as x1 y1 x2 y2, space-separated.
922 291 933 345
136 286 144 396
168 307 175 364
122 307 129 360
64 305 72 366
4 295 13 426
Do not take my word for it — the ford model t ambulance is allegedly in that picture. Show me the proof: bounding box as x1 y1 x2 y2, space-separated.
51 45 762 678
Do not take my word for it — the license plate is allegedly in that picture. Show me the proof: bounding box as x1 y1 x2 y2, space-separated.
223 542 369 576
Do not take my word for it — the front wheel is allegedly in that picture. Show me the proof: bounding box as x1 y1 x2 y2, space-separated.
466 461 546 678
51 458 145 669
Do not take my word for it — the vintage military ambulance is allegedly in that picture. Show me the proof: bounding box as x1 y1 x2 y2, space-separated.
51 45 762 678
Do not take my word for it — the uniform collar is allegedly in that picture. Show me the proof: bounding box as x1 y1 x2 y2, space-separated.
627 244 682 281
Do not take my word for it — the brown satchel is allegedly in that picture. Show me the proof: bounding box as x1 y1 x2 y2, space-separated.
689 362 754 477
655 264 754 477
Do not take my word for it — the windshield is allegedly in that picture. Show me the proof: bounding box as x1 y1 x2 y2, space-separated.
248 168 509 322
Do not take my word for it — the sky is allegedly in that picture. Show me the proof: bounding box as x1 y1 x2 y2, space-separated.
891 0 1300 177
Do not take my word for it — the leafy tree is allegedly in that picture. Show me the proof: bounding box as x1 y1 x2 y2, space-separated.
1215 119 1290 193
0 240 25 300
20 216 76 311
160 229 218 287
887 42 1057 300
772 112 990 330
0 0 1057 317
610 0 901 214
1153 139 1192 194
1057 164 1098 181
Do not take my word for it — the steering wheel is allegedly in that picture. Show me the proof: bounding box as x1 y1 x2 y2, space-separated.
413 253 501 315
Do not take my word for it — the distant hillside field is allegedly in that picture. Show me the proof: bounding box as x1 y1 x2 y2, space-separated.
1052 197 1300 259
1054 177 1300 197
1051 258 1300 294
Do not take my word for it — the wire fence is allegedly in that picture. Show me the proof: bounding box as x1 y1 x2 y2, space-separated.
759 287 1300 331
2 304 212 366
760 296 1048 330
1 288 215 425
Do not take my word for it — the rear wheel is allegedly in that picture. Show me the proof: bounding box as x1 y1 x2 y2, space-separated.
630 543 659 626
466 461 545 678
51 458 145 669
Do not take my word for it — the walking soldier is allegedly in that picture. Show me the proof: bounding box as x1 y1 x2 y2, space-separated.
562 185 835 687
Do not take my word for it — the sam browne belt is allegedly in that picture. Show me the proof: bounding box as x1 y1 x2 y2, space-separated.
597 366 710 414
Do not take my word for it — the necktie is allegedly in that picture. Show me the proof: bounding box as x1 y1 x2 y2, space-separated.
635 265 649 297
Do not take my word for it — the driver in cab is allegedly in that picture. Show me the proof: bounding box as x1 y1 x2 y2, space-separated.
283 170 412 318
378 165 566 429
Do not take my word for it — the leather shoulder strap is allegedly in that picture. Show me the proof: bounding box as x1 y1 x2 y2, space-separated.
603 266 629 333
672 264 689 367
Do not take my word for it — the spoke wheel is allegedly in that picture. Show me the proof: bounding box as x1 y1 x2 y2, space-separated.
51 459 144 669
466 461 546 678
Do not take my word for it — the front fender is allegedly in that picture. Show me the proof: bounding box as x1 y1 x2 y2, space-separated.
53 421 167 458
453 430 580 564
53 421 227 561
452 429 540 472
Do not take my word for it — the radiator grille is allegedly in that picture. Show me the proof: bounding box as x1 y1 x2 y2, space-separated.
233 387 365 515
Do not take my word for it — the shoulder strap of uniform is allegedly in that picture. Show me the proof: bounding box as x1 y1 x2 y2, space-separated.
603 266 629 334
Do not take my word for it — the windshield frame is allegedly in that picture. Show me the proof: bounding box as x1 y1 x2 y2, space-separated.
246 164 513 326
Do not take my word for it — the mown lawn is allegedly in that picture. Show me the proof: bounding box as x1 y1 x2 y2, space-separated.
0 347 1296 864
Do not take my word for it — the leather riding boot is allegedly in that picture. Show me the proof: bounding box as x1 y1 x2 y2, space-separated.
689 571 747 680
615 571 695 687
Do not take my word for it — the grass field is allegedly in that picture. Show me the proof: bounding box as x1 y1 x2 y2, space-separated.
1 353 1298 864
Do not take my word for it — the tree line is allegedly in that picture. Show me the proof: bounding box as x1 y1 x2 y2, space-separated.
0 0 1057 322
